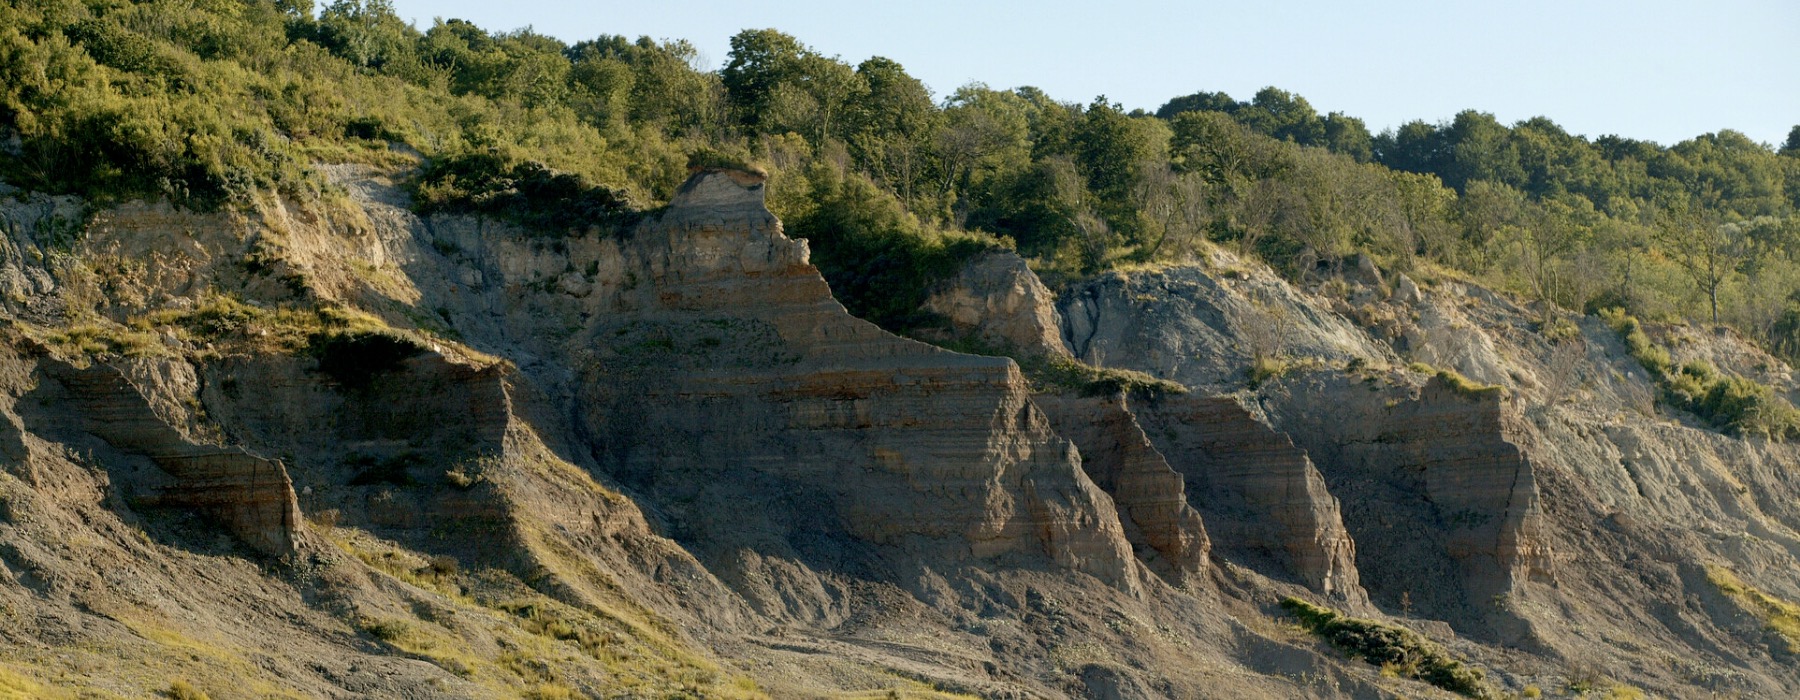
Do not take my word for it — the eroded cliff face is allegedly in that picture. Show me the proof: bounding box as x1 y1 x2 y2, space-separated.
1035 393 1210 585
1068 249 1800 695
573 171 1141 607
1131 393 1366 607
4 165 1800 698
924 250 1071 357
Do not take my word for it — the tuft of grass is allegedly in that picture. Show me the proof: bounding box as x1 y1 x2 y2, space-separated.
0 665 72 700
1248 355 1290 388
135 295 397 357
444 467 477 489
522 683 579 700
40 322 165 359
1606 684 1647 699
166 679 211 700
1434 367 1505 400
1280 597 1490 698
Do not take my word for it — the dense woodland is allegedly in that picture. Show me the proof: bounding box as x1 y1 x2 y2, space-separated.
4 0 1800 351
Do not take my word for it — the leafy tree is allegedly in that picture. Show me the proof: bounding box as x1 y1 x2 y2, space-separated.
848 56 937 203
313 0 415 72
721 28 805 129
1073 97 1163 246
1236 87 1325 146
1656 199 1744 325
1374 120 1451 178
1154 90 1238 120
1323 112 1374 162
931 84 1031 204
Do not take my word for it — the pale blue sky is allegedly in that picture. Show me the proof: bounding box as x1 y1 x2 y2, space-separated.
387 0 1798 148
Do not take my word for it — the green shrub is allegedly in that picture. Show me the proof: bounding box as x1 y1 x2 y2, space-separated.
1680 359 1718 384
1695 376 1800 440
1770 302 1800 363
1280 597 1489 698
794 169 1010 330
410 152 639 234
1602 308 1673 375
359 617 411 642
1541 316 1581 343
308 331 424 389
1601 308 1800 440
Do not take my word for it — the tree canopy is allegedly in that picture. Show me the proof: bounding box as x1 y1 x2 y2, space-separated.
3 3 1799 355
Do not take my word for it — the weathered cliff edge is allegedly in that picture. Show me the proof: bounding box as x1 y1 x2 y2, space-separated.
1 165 1798 698
575 170 1141 601
1060 250 1800 695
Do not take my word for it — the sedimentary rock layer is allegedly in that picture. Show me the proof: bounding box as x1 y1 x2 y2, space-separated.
578 170 1141 601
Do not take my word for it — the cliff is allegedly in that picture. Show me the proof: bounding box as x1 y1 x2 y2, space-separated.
0 167 1797 698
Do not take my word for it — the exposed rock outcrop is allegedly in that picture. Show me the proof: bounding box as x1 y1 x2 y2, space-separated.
1059 259 1392 390
925 251 1070 357
1036 393 1210 584
6 165 1800 698
577 170 1141 606
1133 394 1365 605
1387 377 1554 595
37 358 302 555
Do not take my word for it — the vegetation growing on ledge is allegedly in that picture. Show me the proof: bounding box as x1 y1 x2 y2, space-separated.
1026 355 1188 398
927 335 1187 397
1279 597 1490 698
1433 366 1506 400
308 330 425 389
1601 308 1800 439
683 146 764 176
791 166 1012 329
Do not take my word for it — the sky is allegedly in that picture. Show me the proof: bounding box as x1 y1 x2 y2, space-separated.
386 0 1799 148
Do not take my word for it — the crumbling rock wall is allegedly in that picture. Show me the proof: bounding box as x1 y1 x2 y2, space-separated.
924 251 1070 357
1133 393 1367 606
575 170 1143 612
37 357 302 555
1035 393 1210 585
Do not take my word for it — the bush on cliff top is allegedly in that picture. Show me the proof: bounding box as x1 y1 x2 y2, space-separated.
410 152 639 234
1280 597 1490 698
308 330 424 389
1435 367 1505 400
792 167 1011 330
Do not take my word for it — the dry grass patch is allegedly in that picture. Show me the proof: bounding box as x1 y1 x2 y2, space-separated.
1708 566 1800 652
